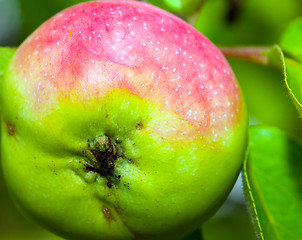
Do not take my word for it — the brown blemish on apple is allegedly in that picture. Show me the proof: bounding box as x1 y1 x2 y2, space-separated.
102 205 115 223
123 182 130 189
136 122 143 130
6 122 15 136
107 181 113 188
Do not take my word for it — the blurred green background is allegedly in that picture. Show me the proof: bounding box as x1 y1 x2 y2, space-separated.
1 0 302 239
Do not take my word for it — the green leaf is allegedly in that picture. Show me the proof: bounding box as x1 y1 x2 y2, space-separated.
279 17 302 116
181 0 205 17
165 0 182 12
266 45 285 70
0 47 15 79
243 125 302 240
146 0 204 17
283 58 302 112
194 0 302 45
147 0 181 14
280 17 302 62
0 47 15 113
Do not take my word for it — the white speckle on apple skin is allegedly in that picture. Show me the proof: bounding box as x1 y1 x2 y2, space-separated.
13 0 244 143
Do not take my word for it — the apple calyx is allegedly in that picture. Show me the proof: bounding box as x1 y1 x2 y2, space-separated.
84 135 123 187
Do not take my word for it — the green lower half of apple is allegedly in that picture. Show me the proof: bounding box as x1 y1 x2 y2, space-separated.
1 89 247 240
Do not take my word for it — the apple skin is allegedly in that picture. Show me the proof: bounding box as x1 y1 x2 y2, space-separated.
1 1 248 239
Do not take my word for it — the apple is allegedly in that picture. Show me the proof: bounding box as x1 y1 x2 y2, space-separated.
1 1 248 239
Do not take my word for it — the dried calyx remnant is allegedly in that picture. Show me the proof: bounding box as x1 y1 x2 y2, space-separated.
85 135 123 187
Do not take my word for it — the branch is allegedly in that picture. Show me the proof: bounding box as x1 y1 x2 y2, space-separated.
220 46 272 65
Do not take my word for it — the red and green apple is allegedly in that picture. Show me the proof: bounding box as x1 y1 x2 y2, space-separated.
1 1 248 239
